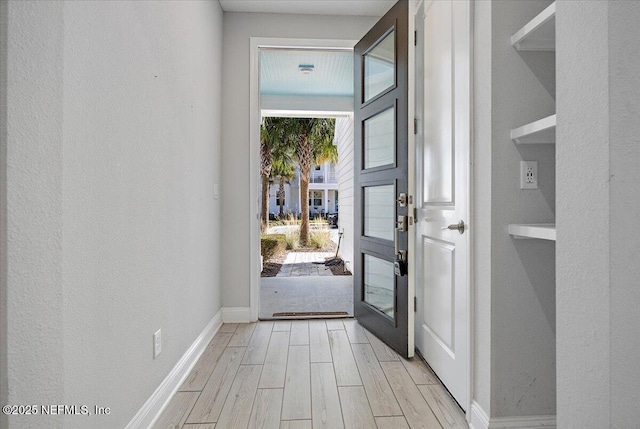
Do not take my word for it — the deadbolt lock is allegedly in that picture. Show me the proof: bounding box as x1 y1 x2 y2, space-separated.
396 215 408 233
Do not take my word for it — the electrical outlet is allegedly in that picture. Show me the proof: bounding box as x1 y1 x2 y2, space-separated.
153 329 162 359
520 161 538 190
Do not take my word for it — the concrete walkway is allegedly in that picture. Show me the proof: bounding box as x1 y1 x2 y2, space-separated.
260 276 353 319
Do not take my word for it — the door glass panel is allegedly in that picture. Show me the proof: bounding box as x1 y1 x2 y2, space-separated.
364 29 395 102
364 185 394 241
364 255 395 318
364 107 395 169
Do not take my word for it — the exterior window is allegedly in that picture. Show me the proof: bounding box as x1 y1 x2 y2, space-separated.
309 191 323 207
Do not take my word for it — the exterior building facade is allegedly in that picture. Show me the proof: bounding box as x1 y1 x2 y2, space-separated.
267 161 338 218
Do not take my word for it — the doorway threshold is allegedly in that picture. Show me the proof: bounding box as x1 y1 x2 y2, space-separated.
263 311 350 320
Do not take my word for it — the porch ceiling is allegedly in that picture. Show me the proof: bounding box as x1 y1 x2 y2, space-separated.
260 50 353 97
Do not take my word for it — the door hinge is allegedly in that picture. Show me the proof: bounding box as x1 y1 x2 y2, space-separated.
414 118 417 134
414 30 417 46
414 296 417 312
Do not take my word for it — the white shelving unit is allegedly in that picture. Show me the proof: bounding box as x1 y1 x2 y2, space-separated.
510 3 557 242
508 223 556 241
511 2 556 51
511 114 556 144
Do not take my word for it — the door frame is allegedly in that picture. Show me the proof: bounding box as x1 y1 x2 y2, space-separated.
249 37 358 321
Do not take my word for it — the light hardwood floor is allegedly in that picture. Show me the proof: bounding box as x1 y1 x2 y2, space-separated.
152 320 467 429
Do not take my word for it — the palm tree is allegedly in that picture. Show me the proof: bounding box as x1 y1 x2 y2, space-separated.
270 157 296 217
260 117 289 230
284 118 337 245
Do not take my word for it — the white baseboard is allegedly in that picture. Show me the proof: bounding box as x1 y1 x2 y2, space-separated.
125 309 222 429
469 401 555 429
470 401 490 429
490 415 556 429
222 306 251 323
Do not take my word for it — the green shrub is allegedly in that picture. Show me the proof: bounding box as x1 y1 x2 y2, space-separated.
261 234 286 260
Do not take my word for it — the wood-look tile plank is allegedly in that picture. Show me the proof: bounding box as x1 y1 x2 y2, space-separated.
273 321 292 332
328 330 361 386
219 323 239 333
350 344 402 416
151 391 199 429
228 322 257 347
418 384 467 429
280 421 311 429
186 347 246 424
343 319 369 344
183 424 216 429
289 321 309 346
365 330 399 361
180 332 233 391
259 331 290 388
400 356 439 385
248 388 283 429
216 364 262 429
281 345 311 420
310 363 344 429
338 386 376 429
325 319 345 330
309 320 332 363
380 361 443 429
243 321 274 364
375 416 410 429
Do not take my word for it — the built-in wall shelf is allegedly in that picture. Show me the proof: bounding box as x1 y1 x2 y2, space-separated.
508 223 556 241
511 2 556 51
511 114 556 144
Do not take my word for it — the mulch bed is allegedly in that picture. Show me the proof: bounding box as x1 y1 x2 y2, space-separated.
327 259 352 276
262 262 283 277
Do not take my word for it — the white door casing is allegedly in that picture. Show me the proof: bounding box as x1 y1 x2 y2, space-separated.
414 0 472 410
249 37 357 321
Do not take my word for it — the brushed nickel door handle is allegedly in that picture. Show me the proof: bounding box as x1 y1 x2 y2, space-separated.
441 220 465 234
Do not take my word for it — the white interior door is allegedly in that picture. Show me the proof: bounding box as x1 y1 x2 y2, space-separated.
414 0 471 409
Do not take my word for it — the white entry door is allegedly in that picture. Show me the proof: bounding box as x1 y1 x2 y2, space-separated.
414 0 471 409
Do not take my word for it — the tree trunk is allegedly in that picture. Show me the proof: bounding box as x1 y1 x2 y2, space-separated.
299 175 310 245
260 174 269 232
278 178 285 217
298 132 313 245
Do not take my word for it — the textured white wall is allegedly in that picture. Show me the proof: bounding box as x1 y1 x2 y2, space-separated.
557 1 640 427
557 4 609 427
5 1 223 428
221 12 376 309
472 0 493 415
0 3 7 425
6 2 66 427
608 2 640 426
